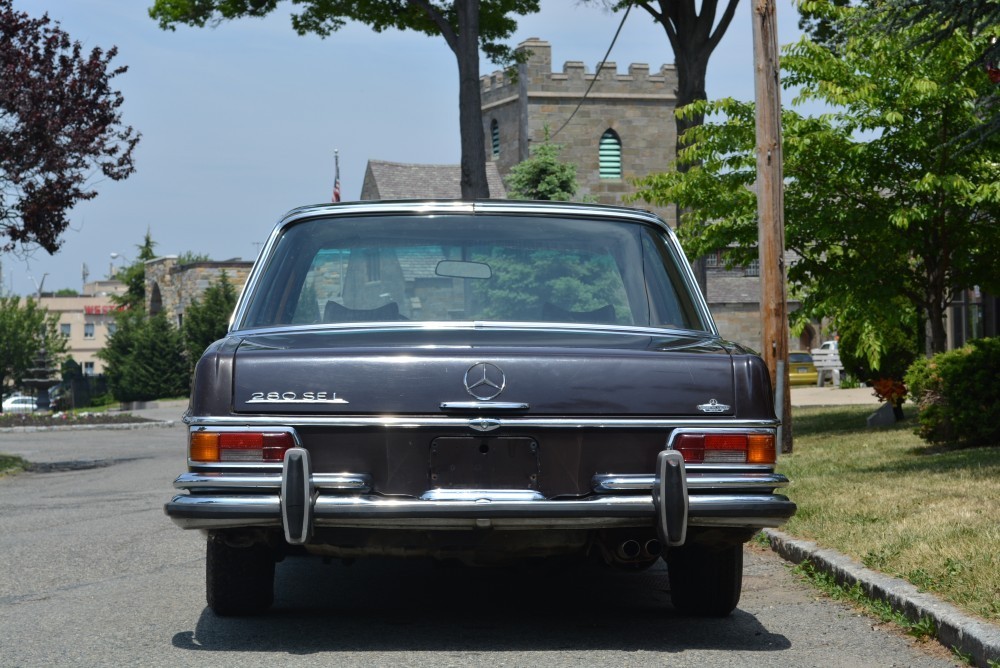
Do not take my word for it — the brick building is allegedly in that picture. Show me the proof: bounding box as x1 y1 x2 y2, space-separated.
37 280 126 376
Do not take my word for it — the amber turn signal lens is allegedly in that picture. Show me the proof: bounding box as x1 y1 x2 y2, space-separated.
747 434 776 464
189 431 220 462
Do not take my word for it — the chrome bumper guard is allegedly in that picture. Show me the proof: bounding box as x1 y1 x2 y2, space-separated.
165 447 796 544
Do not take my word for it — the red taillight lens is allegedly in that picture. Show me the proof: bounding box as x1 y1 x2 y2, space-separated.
673 432 775 464
189 431 295 463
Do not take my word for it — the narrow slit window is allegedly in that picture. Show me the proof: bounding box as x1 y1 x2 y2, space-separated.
490 119 500 158
599 129 622 179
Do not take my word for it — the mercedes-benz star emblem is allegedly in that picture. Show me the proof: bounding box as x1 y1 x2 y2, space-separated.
464 362 506 401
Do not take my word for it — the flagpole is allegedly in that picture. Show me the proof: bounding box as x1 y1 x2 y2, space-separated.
332 149 341 203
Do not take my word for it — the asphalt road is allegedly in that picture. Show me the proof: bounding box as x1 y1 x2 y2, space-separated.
0 420 958 667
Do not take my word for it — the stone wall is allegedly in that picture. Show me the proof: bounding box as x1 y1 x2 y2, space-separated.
481 38 678 227
145 257 253 327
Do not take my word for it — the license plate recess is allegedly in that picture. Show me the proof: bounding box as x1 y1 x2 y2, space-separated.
430 437 540 490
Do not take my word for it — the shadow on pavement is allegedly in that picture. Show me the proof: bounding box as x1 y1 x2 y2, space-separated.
172 555 791 655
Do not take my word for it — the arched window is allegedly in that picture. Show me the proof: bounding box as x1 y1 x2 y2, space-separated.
149 282 163 316
490 119 500 158
599 129 622 179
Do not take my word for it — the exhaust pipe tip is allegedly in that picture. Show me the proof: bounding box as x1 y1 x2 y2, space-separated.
617 539 641 560
644 539 662 557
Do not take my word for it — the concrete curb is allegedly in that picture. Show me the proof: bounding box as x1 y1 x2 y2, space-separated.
764 529 1000 667
0 420 176 434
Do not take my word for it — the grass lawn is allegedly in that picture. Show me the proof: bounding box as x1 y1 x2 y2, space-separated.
777 405 1000 624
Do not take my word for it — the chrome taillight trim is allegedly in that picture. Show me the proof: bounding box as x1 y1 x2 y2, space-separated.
187 425 303 467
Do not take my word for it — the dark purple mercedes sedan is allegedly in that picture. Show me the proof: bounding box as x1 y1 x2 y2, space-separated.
165 200 795 617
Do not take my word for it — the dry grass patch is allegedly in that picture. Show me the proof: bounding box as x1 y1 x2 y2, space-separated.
776 405 1000 623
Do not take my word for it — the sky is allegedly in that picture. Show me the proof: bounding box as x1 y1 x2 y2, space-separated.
4 0 807 296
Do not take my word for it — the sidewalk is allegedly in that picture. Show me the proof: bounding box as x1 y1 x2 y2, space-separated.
120 398 189 423
790 385 880 407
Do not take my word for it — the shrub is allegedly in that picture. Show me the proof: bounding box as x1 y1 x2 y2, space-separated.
905 338 1000 445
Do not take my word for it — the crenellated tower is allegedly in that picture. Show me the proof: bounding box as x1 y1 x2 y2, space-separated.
481 38 679 224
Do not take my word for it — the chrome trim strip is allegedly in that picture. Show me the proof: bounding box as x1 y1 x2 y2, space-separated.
165 492 795 531
184 414 779 429
593 472 789 492
440 402 530 411
419 489 545 502
174 472 372 492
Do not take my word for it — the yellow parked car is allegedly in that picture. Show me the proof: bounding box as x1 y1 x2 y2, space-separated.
789 351 819 386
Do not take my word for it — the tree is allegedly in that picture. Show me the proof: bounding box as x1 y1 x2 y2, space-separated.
99 310 188 403
149 0 540 199
873 0 1000 146
112 230 158 311
630 1 1000 362
0 296 65 410
504 133 579 201
0 0 139 254
604 1 740 142
183 271 237 371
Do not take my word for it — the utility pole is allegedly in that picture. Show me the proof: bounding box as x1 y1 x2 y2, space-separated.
752 0 792 453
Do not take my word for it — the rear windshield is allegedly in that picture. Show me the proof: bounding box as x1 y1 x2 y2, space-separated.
238 214 709 332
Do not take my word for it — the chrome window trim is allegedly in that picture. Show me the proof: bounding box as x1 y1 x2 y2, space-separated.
229 200 716 336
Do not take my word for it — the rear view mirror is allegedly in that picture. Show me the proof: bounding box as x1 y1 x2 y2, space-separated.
435 260 492 280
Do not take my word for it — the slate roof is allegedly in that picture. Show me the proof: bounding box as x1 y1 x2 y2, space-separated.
360 160 507 200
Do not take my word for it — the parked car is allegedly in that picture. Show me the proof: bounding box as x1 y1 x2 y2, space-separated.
819 340 838 350
2 395 38 414
788 351 819 386
165 201 795 617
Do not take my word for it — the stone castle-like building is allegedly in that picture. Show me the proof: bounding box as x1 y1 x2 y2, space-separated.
480 38 678 226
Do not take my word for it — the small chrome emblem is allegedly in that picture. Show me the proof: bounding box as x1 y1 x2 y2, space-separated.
469 418 502 432
464 363 506 401
697 399 730 413
247 391 348 404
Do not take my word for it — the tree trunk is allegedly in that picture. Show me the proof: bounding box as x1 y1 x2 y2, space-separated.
926 299 949 354
455 0 490 200
674 51 709 144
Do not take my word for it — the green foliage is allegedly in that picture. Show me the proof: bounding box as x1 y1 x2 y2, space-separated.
54 288 79 297
149 0 539 66
0 296 65 402
99 309 188 403
630 1 1000 360
835 298 918 388
112 230 158 311
505 136 578 201
182 271 237 370
472 249 630 323
905 338 1000 446
177 251 211 265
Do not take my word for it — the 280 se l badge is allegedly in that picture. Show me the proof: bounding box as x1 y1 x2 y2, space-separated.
165 200 795 617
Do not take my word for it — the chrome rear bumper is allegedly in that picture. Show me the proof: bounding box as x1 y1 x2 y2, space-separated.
165 448 796 540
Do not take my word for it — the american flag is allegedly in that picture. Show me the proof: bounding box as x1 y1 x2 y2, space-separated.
332 149 341 202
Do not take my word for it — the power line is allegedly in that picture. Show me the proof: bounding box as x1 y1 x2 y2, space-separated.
550 4 633 140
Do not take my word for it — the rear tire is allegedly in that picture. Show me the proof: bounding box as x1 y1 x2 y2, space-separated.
206 532 275 616
666 543 743 617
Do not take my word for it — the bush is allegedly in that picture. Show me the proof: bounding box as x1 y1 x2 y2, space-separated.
905 338 1000 445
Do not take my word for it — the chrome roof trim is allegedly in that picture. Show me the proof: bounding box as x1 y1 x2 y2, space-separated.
229 200 716 335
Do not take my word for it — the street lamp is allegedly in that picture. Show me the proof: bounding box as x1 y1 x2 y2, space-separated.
109 252 128 279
